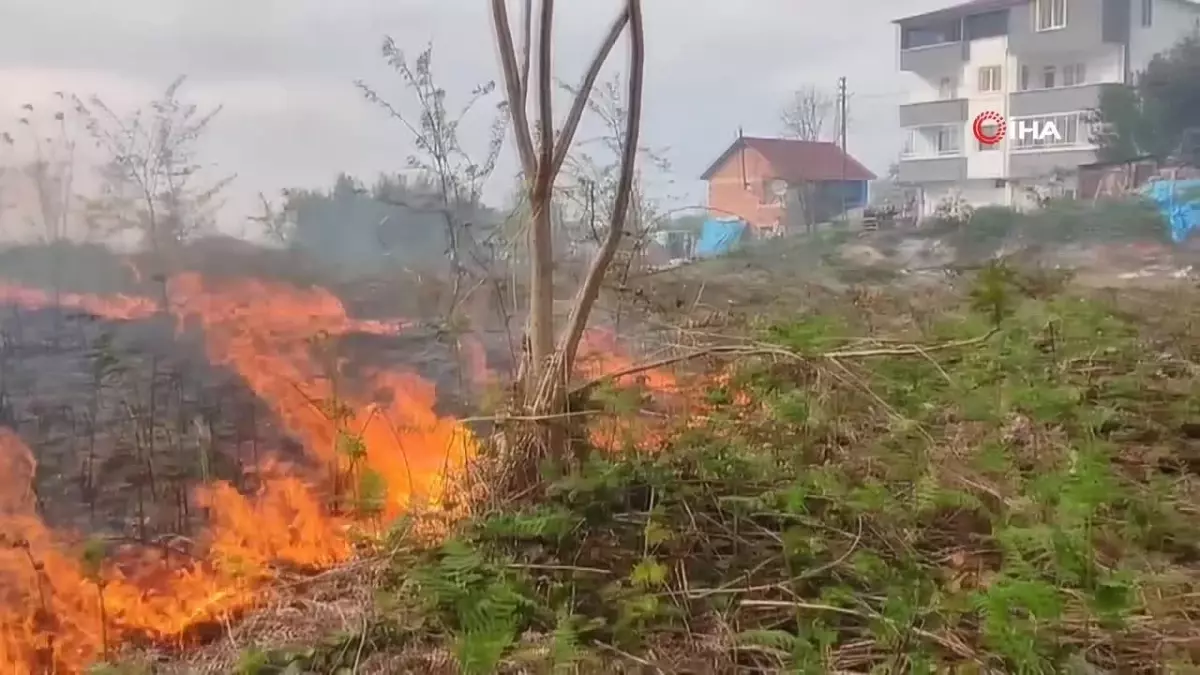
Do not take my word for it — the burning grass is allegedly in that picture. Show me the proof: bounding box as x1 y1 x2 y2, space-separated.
0 271 478 675
136 266 1200 674
3 262 1200 673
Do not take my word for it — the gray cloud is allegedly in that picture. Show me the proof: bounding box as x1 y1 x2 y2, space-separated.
0 0 950 229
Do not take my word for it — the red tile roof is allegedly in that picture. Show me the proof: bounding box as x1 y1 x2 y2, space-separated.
700 136 877 183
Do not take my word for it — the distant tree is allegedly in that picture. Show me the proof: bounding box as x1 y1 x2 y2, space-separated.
280 172 500 276
777 84 849 232
1094 34 1200 163
559 74 671 274
9 97 79 244
76 76 234 259
356 43 509 318
779 85 836 142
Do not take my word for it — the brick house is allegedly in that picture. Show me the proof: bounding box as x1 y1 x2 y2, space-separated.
700 135 877 233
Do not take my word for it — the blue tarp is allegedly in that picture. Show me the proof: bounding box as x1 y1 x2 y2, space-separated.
1140 178 1200 243
695 218 747 258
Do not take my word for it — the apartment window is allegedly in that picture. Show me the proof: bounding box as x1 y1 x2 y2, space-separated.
1035 0 1067 31
978 66 1002 92
1010 112 1092 149
902 125 962 157
1141 0 1153 27
1020 65 1031 91
938 76 957 99
978 121 1001 151
934 125 962 155
1042 65 1057 88
1063 63 1086 86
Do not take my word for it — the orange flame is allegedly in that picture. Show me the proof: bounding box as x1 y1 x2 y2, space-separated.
0 272 478 674
576 328 681 451
0 283 158 321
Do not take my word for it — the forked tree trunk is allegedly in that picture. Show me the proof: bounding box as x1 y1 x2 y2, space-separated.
489 0 645 486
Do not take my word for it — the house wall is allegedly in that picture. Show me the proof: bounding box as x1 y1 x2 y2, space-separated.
706 145 783 229
1128 0 1200 74
966 36 1010 180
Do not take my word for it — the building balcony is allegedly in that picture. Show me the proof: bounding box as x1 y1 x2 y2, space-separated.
897 156 967 183
1009 82 1124 116
1008 149 1099 179
899 40 970 73
899 98 969 127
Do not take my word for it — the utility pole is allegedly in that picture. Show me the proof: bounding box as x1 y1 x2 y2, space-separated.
837 76 848 223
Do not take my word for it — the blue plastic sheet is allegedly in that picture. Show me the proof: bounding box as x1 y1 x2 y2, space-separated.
1140 178 1200 243
695 219 747 258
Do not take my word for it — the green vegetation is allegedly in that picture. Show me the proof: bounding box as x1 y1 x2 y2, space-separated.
1095 34 1200 163
932 199 1169 261
168 266 1200 674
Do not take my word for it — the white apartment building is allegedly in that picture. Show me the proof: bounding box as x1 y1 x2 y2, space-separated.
895 0 1200 215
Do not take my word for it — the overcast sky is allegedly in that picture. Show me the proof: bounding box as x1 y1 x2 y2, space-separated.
0 0 949 236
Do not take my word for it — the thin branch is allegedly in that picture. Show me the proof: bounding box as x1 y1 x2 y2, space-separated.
555 0 644 376
535 0 555 177
490 0 537 176
548 7 632 180
519 0 534 106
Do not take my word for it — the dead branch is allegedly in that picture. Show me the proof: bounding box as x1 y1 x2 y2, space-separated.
569 328 998 396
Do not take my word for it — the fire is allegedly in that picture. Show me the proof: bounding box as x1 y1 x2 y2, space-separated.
167 272 473 517
0 271 478 673
576 328 682 451
0 283 158 321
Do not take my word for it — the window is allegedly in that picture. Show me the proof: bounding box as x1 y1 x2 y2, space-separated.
1063 63 1086 86
938 76 957 99
1042 65 1057 89
1010 112 1093 149
902 125 962 157
934 126 962 155
1141 0 1153 27
978 66 1002 92
1035 0 1067 31
978 121 1001 151
1020 65 1031 91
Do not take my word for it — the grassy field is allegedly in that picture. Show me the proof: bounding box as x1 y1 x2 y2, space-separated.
96 261 1200 674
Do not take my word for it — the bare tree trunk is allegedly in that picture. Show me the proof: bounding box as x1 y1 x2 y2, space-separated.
490 0 644 478
527 0 558 393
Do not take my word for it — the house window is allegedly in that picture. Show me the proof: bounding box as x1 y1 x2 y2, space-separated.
1020 65 1031 91
1063 63 1086 86
1010 111 1093 149
938 76 957 99
978 66 1002 92
1141 0 1153 26
1035 0 1067 31
1042 65 1057 88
